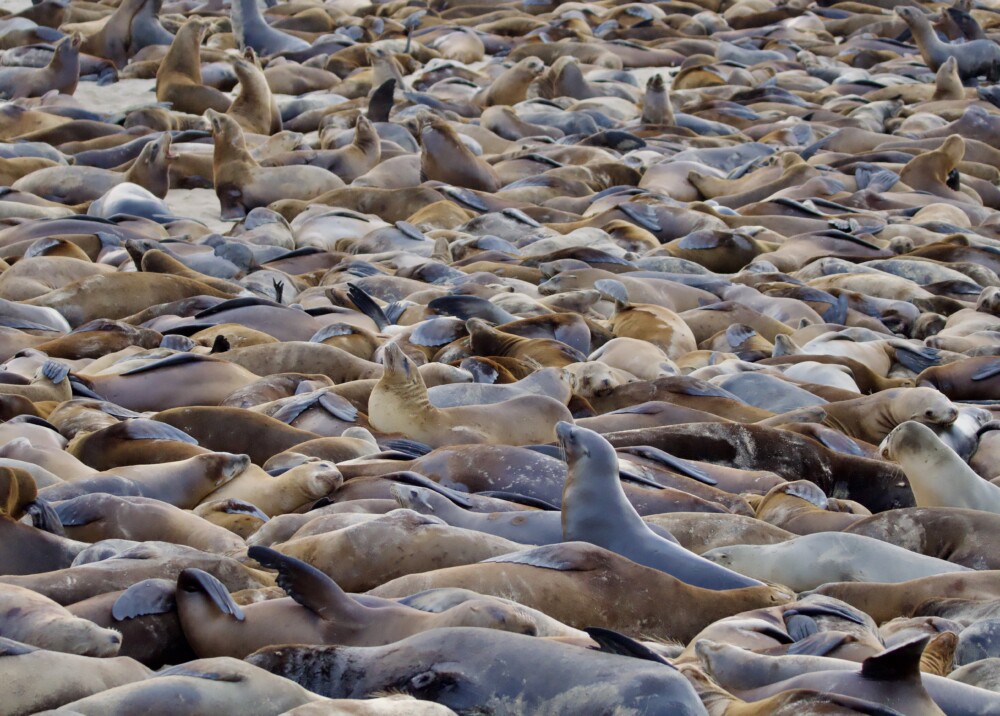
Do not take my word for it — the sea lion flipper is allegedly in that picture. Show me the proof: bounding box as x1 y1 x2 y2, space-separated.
583 627 676 668
367 79 395 123
247 545 354 620
112 578 176 620
594 279 629 309
346 283 389 331
53 496 103 527
121 419 198 444
410 317 466 347
0 637 38 656
971 360 1000 381
120 353 214 376
860 636 930 681
26 498 64 535
159 663 245 682
428 295 516 324
484 543 602 572
889 342 941 374
177 568 245 621
784 613 818 641
381 439 433 458
218 499 269 521
620 446 716 486
41 360 69 384
787 631 852 658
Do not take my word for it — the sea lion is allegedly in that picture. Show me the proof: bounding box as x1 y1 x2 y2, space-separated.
758 387 959 445
896 7 1000 82
227 50 281 136
0 33 80 99
274 509 522 592
0 583 121 656
880 421 1000 513
368 344 571 447
418 114 500 192
2 637 152 716
702 532 971 591
177 548 550 659
370 542 791 642
156 19 230 115
557 422 763 590
247 627 708 714
13 132 173 204
207 109 344 220
43 656 326 715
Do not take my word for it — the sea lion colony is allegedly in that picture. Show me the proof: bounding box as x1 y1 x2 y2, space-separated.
4 0 1000 713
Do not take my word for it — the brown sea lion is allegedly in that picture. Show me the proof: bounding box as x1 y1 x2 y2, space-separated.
156 19 231 115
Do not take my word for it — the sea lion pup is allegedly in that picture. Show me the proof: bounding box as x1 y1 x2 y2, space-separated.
896 6 1000 82
0 583 121 656
227 49 281 136
597 279 697 360
881 421 1000 514
12 132 173 204
558 423 764 591
418 113 500 192
473 56 545 107
465 318 586 368
156 19 230 116
368 344 572 448
0 33 80 100
178 550 546 657
268 114 381 183
207 109 343 220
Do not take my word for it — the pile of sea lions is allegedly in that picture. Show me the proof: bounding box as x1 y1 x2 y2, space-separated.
6 0 1000 713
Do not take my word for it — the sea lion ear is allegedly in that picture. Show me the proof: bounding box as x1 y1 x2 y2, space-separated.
861 636 930 681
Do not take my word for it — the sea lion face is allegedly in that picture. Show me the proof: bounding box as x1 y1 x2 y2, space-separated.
444 600 539 636
390 483 437 512
978 287 1000 316
382 343 415 382
879 420 931 461
902 389 959 426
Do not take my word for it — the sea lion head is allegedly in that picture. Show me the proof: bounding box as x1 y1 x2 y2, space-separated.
441 599 539 636
381 342 417 383
879 420 934 461
556 422 616 481
896 387 959 426
978 287 1000 316
389 483 439 513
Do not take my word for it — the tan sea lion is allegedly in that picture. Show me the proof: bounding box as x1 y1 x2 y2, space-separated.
0 583 122 656
156 19 231 115
207 109 344 220
370 541 791 643
227 49 281 136
418 114 500 192
368 344 572 447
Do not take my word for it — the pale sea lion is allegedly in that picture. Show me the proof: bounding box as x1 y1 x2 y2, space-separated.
368 344 571 447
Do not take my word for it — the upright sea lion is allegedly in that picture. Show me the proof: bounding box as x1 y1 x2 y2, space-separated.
557 423 763 591
227 49 281 136
156 19 230 115
369 345 572 447
207 110 344 220
880 420 1000 513
896 7 1000 82
0 33 80 99
418 114 500 192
